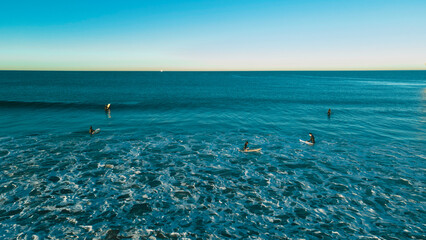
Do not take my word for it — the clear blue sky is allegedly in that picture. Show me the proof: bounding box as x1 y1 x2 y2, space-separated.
0 0 425 70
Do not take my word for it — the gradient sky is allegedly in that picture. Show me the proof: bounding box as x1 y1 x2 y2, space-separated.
1 0 425 71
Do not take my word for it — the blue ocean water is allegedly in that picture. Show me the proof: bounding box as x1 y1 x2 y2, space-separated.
0 71 425 239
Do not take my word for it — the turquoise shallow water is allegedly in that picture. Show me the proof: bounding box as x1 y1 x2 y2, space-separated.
0 71 425 239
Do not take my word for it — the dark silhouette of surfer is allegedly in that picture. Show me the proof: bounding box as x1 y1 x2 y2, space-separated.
308 133 315 144
328 108 331 117
244 141 248 150
89 126 95 135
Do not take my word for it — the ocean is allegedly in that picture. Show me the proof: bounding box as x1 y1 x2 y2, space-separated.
0 71 425 239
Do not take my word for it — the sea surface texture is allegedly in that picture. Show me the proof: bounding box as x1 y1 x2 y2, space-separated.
0 71 425 239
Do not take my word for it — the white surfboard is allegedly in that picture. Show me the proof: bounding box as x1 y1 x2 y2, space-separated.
299 139 313 145
239 148 262 153
91 128 101 135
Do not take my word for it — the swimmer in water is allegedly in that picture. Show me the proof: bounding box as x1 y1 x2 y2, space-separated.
243 141 249 150
328 108 331 116
308 133 315 144
89 126 95 135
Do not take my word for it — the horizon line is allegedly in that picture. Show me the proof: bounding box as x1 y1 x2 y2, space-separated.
1 68 426 72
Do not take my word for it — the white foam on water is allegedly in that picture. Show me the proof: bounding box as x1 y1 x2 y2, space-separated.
0 130 424 239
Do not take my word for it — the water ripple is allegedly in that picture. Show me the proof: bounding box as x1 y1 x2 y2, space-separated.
0 132 424 239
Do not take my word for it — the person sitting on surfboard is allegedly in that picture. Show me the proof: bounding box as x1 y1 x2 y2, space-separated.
240 141 261 152
89 126 95 135
308 133 315 144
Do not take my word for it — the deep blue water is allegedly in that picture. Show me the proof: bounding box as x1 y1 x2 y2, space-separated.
0 71 425 239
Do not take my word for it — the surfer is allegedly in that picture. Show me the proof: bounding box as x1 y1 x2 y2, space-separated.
105 104 110 111
89 126 95 135
327 108 331 116
240 141 261 152
308 133 315 144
